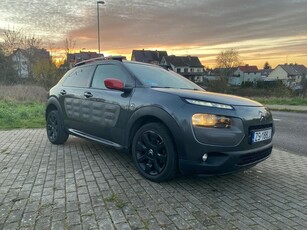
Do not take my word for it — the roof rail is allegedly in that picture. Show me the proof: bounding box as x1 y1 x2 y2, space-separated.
74 55 126 67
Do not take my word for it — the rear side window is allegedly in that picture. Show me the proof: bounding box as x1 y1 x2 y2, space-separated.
91 64 127 89
62 66 95 87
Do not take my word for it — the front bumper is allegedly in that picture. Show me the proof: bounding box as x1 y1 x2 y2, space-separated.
178 143 273 175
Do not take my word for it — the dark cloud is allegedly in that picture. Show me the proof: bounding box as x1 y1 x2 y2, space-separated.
0 0 306 66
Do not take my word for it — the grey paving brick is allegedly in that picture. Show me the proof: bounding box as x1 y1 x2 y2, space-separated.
66 201 79 212
109 209 126 225
5 209 23 224
20 212 36 227
97 218 115 230
81 214 98 229
51 220 65 230
2 221 20 230
52 207 66 221
35 216 51 230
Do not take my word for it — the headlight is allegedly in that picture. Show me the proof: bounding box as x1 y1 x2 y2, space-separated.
185 99 233 110
192 114 231 128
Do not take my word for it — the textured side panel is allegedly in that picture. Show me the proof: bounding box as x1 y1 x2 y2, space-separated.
65 98 81 120
65 98 120 127
104 104 120 127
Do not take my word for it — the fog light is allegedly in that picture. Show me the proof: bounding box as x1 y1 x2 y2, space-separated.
202 153 208 162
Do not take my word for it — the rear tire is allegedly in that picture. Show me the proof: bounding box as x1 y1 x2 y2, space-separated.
132 122 177 182
46 110 69 145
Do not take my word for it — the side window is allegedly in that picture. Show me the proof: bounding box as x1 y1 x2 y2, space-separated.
91 64 127 89
62 66 95 87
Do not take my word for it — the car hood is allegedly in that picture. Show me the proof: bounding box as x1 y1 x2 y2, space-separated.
152 88 263 107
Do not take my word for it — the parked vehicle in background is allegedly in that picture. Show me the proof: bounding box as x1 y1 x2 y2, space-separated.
46 57 274 182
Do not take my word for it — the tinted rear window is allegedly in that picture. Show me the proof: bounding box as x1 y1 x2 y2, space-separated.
62 66 95 88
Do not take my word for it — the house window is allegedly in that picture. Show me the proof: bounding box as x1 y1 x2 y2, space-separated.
177 68 181 73
184 68 188 73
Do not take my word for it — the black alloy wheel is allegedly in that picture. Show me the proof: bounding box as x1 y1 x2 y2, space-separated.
132 122 177 182
46 110 69 144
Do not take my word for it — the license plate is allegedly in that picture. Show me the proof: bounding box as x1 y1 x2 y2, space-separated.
252 128 272 143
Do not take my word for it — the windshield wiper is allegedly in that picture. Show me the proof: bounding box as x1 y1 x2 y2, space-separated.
150 86 172 88
179 87 200 91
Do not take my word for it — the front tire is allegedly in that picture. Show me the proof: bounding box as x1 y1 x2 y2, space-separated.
46 110 69 145
132 122 177 182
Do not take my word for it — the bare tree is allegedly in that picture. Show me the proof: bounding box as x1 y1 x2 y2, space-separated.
215 49 242 90
64 37 76 56
1 28 25 55
216 49 242 69
1 29 43 55
26 35 42 49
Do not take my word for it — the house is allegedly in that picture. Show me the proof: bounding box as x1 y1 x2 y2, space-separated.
67 51 103 68
11 48 50 78
11 49 30 78
131 49 168 65
267 64 307 88
213 67 237 78
259 68 273 80
160 55 204 81
228 65 261 86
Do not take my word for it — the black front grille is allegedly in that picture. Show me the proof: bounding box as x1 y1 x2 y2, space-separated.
237 147 272 166
248 124 273 133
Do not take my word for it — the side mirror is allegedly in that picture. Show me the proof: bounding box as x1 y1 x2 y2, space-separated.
104 78 132 93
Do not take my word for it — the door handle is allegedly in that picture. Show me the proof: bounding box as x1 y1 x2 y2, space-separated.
60 89 67 95
84 91 93 98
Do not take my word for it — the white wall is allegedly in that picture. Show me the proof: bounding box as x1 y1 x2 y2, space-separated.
267 66 287 80
12 52 30 78
229 69 261 85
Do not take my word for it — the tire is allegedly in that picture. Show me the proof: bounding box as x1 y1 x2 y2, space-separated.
132 122 177 182
46 110 69 145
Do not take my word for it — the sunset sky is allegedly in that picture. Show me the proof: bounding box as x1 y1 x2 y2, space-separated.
1 0 307 68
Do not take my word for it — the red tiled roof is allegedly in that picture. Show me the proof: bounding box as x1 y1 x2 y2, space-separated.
238 65 258 72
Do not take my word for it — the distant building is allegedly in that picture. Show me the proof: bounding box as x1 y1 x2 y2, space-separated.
131 49 168 65
267 64 307 89
229 65 261 86
203 69 221 82
212 67 237 80
11 48 50 78
67 51 103 68
259 68 273 80
160 55 204 81
11 49 30 78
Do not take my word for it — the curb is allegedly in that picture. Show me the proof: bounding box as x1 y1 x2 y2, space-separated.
266 104 307 112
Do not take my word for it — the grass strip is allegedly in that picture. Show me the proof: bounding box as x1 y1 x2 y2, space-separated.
0 100 45 129
251 97 307 105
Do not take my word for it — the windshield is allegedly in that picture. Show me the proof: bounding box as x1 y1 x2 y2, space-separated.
124 62 203 90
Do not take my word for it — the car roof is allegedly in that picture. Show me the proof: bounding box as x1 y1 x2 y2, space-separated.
74 56 126 67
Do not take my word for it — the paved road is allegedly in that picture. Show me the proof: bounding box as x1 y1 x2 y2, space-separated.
272 111 307 155
1 129 307 230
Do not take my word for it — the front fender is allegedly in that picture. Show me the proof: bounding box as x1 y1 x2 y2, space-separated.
46 96 64 120
125 106 186 159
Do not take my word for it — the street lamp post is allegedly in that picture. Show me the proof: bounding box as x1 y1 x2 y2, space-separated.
97 1 105 54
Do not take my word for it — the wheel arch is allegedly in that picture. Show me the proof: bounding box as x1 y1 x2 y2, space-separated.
126 106 186 158
45 97 64 121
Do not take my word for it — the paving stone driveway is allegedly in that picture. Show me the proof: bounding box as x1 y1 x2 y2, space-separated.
0 129 306 230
